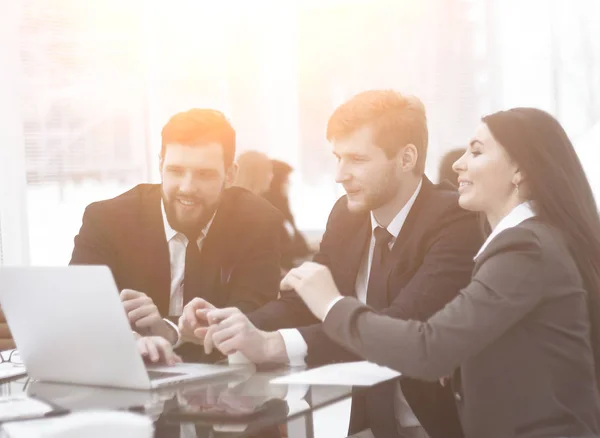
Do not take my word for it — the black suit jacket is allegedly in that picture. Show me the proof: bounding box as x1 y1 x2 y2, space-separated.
250 178 482 438
70 183 283 330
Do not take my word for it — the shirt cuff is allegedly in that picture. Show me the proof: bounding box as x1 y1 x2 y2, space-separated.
163 318 182 348
323 296 345 321
278 329 308 368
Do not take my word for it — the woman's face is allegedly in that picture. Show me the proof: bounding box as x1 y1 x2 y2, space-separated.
453 123 522 227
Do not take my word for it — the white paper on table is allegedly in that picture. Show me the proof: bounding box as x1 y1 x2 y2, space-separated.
2 411 153 438
0 394 54 422
270 361 401 386
0 362 26 380
0 366 26 380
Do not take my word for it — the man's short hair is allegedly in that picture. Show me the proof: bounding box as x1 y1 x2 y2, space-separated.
161 109 236 168
326 90 428 173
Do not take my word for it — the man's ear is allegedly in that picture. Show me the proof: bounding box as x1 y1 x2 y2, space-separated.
399 144 418 173
225 163 238 188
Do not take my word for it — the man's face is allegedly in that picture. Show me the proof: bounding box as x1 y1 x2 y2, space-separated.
333 125 405 213
160 142 234 236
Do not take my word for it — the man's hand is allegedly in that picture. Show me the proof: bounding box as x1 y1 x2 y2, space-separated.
137 336 182 366
121 289 162 330
280 262 341 321
121 289 177 344
178 298 216 345
203 307 288 365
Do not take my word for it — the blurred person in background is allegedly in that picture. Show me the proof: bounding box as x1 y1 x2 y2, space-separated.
263 159 311 270
437 148 465 187
233 150 273 196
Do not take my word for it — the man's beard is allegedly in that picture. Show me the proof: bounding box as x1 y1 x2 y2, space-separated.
363 186 397 212
161 190 221 237
353 171 399 213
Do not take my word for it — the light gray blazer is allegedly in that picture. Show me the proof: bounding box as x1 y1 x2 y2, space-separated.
324 219 600 438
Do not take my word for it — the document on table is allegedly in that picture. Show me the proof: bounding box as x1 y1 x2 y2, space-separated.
0 366 26 381
0 394 54 422
270 361 401 386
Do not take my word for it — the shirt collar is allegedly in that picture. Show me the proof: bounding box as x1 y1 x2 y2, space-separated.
370 178 423 239
474 201 536 260
161 200 216 244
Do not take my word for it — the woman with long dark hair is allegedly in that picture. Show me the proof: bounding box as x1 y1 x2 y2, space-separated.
285 108 600 438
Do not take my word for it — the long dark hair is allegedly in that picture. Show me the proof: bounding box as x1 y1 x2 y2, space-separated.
484 107 600 386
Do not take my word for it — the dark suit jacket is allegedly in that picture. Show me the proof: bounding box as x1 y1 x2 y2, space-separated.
250 178 482 438
324 219 600 438
70 184 283 348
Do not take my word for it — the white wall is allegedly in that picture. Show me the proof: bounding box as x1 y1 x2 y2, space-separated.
0 1 30 266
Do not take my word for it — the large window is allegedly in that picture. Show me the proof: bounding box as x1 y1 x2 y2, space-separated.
3 0 599 266
17 0 149 265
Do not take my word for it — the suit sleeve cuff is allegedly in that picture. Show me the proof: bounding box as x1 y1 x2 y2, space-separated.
278 329 308 367
323 296 345 321
163 318 182 348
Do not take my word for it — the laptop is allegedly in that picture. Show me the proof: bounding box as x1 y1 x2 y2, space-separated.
0 266 241 390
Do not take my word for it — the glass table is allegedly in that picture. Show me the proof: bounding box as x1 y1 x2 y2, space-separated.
0 365 357 438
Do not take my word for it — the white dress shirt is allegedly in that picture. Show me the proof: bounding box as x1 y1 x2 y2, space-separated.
474 201 535 260
160 201 215 342
280 179 423 428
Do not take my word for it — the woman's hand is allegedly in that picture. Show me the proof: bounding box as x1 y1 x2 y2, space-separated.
280 262 342 321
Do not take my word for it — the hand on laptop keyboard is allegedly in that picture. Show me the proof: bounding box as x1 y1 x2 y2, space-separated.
137 336 182 366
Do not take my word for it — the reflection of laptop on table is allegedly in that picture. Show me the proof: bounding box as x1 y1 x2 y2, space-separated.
0 266 239 390
164 385 289 424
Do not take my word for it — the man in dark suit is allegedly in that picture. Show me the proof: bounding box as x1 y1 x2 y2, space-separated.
183 91 482 437
70 109 283 358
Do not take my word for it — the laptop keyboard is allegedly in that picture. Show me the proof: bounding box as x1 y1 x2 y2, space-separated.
147 370 186 380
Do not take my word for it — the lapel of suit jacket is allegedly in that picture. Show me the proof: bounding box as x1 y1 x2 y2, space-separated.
384 177 436 302
389 176 435 254
140 185 172 315
331 212 371 298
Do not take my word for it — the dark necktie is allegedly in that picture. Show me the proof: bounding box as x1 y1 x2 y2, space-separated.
183 234 202 312
366 226 394 309
364 226 401 437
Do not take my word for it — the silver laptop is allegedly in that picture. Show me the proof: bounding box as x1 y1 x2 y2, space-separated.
0 266 240 390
